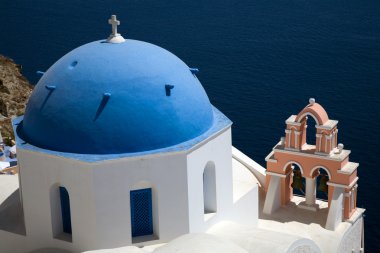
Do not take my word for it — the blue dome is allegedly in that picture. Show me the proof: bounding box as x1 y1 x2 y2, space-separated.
20 39 214 154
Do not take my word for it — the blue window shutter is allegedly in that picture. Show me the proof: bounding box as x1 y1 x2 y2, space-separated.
130 188 153 237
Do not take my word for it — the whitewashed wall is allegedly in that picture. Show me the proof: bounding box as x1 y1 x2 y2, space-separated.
186 128 234 232
17 148 191 251
17 149 98 253
92 151 189 248
10 125 258 253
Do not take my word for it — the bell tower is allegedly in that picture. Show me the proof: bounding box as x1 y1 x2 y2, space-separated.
263 98 359 231
284 98 338 153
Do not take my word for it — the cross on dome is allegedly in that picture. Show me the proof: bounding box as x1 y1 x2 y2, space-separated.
107 15 125 43
109 15 120 36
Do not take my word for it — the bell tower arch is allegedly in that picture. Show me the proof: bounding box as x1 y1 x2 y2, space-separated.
263 98 359 231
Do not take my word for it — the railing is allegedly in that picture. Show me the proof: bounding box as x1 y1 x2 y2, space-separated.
232 146 266 187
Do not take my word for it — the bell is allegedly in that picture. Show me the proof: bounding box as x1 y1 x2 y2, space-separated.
291 170 304 191
318 174 329 193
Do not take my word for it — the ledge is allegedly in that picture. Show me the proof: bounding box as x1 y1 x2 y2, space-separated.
272 142 351 162
338 162 359 175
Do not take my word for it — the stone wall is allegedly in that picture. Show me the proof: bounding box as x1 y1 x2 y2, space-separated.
0 55 33 142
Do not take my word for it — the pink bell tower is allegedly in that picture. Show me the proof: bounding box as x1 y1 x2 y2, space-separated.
263 98 359 230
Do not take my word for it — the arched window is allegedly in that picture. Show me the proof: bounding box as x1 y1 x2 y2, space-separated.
59 187 72 234
203 162 217 214
290 163 305 197
315 168 330 201
305 115 318 146
50 184 72 241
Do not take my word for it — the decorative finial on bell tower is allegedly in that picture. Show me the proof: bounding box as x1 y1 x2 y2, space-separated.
107 15 125 43
309 98 315 105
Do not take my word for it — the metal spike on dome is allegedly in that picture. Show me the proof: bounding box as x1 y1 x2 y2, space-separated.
94 93 112 121
165 84 175 96
189 68 199 74
45 85 56 91
40 85 56 110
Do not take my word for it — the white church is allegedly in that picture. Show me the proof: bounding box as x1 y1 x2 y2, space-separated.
0 15 364 253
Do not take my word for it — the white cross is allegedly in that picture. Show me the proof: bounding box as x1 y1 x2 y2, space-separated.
108 15 120 36
107 15 125 43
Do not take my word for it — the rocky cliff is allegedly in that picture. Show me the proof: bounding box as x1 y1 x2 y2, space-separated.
0 55 33 144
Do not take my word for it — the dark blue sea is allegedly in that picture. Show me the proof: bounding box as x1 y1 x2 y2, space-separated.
1 0 379 251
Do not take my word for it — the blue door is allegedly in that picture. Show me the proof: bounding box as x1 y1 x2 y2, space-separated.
130 188 153 237
59 187 72 234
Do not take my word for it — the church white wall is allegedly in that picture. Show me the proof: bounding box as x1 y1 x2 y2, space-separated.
17 149 98 253
12 147 192 253
186 128 234 232
10 126 245 253
91 152 189 248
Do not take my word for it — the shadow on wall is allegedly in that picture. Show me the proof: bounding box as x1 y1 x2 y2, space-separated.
0 188 26 235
